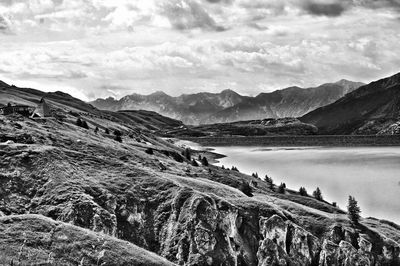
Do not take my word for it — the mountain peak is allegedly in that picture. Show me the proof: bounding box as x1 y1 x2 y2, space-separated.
149 91 170 97
220 89 239 96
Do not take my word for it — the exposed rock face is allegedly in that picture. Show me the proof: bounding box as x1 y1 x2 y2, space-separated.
258 215 321 266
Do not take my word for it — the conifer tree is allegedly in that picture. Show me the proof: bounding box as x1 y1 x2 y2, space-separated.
299 187 308 196
347 195 361 225
313 187 323 201
201 156 209 166
278 183 286 194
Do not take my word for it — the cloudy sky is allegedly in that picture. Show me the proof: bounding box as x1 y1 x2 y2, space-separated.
0 0 400 101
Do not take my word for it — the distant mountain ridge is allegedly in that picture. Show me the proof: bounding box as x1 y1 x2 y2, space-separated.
301 72 400 135
90 80 364 125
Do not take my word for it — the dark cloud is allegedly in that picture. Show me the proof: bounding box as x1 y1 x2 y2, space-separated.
204 0 234 4
0 15 11 34
303 1 346 17
161 0 227 31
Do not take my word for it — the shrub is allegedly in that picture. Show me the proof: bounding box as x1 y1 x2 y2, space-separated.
252 172 259 179
347 195 361 225
81 121 89 129
278 183 286 194
94 127 99 134
221 165 225 169
76 118 89 129
313 187 323 201
114 130 122 137
239 181 253 197
105 128 110 134
76 118 83 127
145 148 154 155
299 187 308 196
201 157 209 166
191 159 199 167
332 202 337 207
182 148 191 161
170 151 184 163
114 135 122 142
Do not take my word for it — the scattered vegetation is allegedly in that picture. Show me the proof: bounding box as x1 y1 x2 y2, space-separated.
191 159 199 167
299 187 308 196
239 181 253 197
347 195 361 225
278 183 286 194
145 148 154 155
182 148 191 161
76 118 89 129
114 130 122 142
313 187 323 201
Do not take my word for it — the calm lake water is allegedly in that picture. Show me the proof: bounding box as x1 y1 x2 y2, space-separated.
210 146 400 224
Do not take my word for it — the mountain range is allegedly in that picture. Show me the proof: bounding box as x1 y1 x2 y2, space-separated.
90 80 364 125
301 72 400 135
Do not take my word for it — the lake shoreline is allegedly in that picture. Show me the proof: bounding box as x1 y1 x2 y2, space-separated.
182 135 400 147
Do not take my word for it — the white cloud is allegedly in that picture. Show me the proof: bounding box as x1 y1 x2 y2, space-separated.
0 0 399 100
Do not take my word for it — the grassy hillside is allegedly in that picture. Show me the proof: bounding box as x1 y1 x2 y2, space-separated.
0 82 399 265
0 215 176 266
301 72 400 135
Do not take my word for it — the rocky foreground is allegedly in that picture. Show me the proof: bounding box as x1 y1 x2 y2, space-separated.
0 90 399 265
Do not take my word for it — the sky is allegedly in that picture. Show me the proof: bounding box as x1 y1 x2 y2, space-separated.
0 0 400 101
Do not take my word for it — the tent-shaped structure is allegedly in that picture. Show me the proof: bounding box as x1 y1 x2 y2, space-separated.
31 98 52 118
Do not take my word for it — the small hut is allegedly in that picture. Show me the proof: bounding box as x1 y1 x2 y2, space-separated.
31 98 52 118
0 103 33 116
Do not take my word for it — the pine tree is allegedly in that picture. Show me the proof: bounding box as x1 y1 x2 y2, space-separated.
347 196 361 225
299 187 308 196
278 183 286 194
105 128 110 134
182 148 191 161
82 120 89 129
201 156 209 166
76 118 83 127
239 181 253 197
313 187 323 201
94 126 99 134
268 180 274 191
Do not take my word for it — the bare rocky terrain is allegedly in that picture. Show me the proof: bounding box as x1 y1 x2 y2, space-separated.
0 82 399 265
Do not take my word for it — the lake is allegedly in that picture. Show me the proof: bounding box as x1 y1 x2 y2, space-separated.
210 146 400 224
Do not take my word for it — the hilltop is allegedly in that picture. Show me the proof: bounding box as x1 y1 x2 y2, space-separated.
0 82 399 265
301 72 400 135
